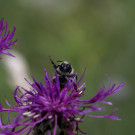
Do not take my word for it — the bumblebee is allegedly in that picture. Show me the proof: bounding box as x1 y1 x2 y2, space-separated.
49 57 75 89
29 58 76 135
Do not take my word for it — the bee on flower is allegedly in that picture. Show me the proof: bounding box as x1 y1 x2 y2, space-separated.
0 63 124 135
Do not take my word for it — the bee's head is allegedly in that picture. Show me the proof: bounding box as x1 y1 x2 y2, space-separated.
58 61 73 75
49 57 74 76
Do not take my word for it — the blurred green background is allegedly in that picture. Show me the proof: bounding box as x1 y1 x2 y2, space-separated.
0 0 134 134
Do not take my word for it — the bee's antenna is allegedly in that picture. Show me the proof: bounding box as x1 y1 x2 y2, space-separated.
49 56 57 69
57 61 63 62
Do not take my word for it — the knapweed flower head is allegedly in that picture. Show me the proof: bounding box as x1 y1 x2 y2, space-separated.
0 69 124 135
0 18 17 57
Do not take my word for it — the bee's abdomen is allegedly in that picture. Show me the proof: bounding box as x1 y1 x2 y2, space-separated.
59 76 67 89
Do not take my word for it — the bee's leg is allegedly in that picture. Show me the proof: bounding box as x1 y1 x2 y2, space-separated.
67 74 77 90
75 75 77 82
67 74 77 82
49 56 57 69
56 70 62 76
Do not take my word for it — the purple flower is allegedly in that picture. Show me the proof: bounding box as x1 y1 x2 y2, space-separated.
0 69 124 135
0 18 17 57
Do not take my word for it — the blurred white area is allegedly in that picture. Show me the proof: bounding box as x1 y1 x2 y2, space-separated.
19 0 82 15
3 51 32 90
